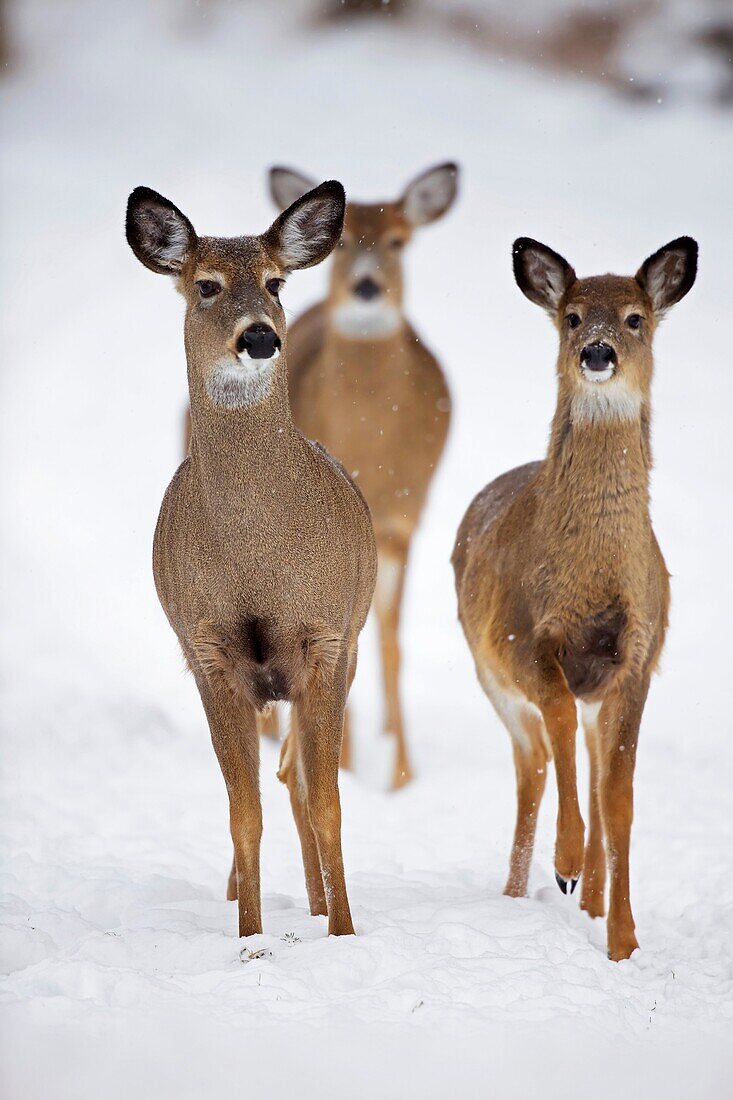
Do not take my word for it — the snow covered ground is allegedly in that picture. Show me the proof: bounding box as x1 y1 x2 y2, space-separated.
1 2 732 1096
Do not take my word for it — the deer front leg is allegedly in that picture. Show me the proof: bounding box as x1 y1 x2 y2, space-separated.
203 691 263 937
297 671 355 936
533 644 585 892
374 541 411 789
598 680 647 960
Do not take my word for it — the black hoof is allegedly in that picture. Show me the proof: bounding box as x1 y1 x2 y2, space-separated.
555 872 568 895
570 877 579 895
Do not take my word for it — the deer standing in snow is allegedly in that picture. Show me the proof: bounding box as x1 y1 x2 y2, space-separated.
126 182 376 937
452 236 697 959
267 163 458 788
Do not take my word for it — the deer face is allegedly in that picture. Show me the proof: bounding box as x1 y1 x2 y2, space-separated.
329 201 411 336
269 163 458 339
126 182 345 408
513 237 698 418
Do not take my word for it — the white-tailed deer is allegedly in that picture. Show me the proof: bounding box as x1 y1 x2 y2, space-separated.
267 163 458 788
126 182 377 938
452 236 697 959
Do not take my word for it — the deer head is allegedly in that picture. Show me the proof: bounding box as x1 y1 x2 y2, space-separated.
269 163 459 338
126 181 345 408
512 236 698 422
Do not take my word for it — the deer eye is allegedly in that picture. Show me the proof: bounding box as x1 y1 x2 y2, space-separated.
566 313 581 329
626 313 642 330
196 279 221 300
388 237 404 251
266 277 284 298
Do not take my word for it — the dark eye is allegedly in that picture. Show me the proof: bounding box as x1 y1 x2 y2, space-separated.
626 313 642 330
266 277 284 298
388 237 404 251
566 313 581 329
196 280 221 300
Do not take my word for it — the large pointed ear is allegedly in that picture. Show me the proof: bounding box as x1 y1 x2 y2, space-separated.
126 187 197 275
264 180 345 272
512 237 576 313
401 162 459 227
269 166 319 212
636 237 698 314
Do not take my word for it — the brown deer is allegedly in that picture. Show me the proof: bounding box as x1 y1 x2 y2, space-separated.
126 181 377 938
452 236 697 960
267 163 458 788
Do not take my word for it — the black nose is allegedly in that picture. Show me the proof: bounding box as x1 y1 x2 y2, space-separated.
236 323 281 360
580 341 617 372
353 277 381 301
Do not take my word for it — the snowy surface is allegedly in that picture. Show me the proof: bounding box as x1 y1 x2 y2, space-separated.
1 1 732 1096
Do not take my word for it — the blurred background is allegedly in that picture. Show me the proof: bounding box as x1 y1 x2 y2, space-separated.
1 2 732 1097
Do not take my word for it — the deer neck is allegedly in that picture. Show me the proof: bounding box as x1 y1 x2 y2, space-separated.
540 379 653 542
187 356 299 519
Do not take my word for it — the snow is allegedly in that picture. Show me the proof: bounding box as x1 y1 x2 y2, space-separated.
1 1 732 1096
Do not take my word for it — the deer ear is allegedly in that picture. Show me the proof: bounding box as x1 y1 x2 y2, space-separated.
513 238 576 313
636 237 698 314
264 180 345 272
126 187 197 275
401 162 459 227
269 166 319 211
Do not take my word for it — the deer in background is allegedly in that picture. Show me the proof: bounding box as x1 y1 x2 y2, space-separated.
452 236 697 959
126 181 376 937
268 162 459 788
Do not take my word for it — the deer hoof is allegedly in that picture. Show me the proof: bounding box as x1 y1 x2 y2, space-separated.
555 871 579 895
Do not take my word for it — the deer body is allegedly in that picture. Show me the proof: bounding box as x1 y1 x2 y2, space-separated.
127 182 376 939
270 165 458 787
453 237 697 959
290 309 449 543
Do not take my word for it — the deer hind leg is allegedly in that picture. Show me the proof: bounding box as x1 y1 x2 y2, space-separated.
226 854 238 901
597 679 647 960
505 712 549 897
339 705 352 771
297 665 355 936
579 701 606 919
478 666 548 896
257 705 280 741
277 710 327 917
374 539 411 789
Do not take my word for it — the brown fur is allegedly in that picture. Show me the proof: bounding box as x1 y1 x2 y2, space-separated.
453 236 697 960
127 183 377 938
267 165 458 787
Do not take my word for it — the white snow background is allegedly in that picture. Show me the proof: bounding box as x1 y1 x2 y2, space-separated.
1 1 732 1096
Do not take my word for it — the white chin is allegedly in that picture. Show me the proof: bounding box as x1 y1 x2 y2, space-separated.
581 366 615 384
206 354 277 408
332 299 401 339
572 373 642 424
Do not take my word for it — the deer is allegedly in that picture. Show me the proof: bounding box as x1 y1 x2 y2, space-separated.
125 181 377 938
452 236 697 960
264 162 459 788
